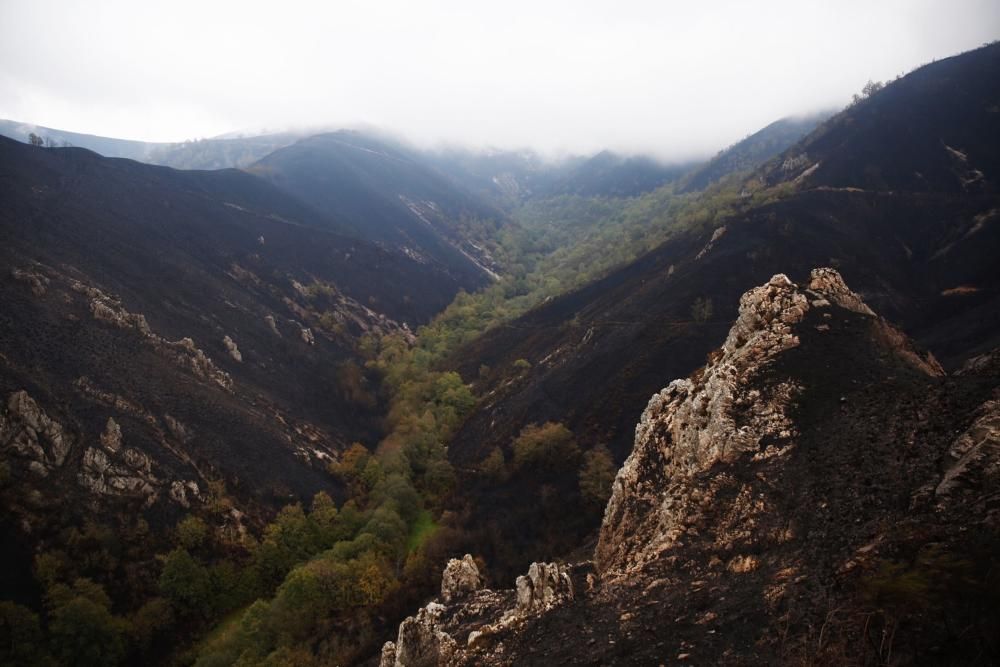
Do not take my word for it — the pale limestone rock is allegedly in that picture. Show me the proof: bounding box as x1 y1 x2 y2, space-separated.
100 417 122 452
1 390 72 472
169 480 202 508
936 399 1000 498
223 335 243 362
164 414 192 443
379 641 396 667
441 554 482 603
597 269 881 574
11 267 49 296
515 561 574 615
807 267 874 316
77 438 159 503
393 602 455 667
265 314 281 336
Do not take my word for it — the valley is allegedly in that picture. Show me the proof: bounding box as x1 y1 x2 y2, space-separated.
0 35 998 667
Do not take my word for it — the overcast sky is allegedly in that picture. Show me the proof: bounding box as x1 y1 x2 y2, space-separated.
1 0 997 160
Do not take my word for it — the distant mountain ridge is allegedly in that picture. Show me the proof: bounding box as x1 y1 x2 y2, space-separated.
248 131 511 282
0 118 303 170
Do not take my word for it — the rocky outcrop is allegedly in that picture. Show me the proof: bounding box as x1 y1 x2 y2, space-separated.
597 272 812 572
380 556 583 666
169 479 204 508
391 603 457 667
0 390 72 475
934 398 1000 499
83 282 233 390
514 562 573 615
100 417 122 452
10 266 49 296
441 555 482 603
79 419 160 501
595 268 943 574
223 335 243 362
265 314 281 336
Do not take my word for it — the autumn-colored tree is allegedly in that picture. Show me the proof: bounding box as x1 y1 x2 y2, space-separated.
579 445 617 508
512 422 580 472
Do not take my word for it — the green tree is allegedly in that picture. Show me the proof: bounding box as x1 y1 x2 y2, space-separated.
176 515 210 550
48 588 127 667
579 445 617 508
128 597 174 652
159 548 212 617
512 422 580 472
0 600 52 666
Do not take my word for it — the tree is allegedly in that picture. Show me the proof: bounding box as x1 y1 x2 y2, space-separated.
176 515 209 550
128 597 174 653
512 422 580 472
479 447 508 482
579 445 617 508
48 586 127 667
0 600 51 666
28 133 44 147
159 548 212 617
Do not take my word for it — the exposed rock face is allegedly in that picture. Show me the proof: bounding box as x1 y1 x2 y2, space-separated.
0 390 72 475
441 554 482 603
514 562 573 614
79 417 160 500
100 417 122 452
378 641 396 667
83 281 234 390
77 445 157 500
223 335 243 362
381 558 584 666
265 314 281 336
169 479 203 508
596 268 941 573
934 398 1000 499
392 603 456 667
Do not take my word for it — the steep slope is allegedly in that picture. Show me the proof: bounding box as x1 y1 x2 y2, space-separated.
443 41 1000 581
758 43 1000 193
380 271 1000 666
0 136 470 603
679 111 832 193
248 131 510 283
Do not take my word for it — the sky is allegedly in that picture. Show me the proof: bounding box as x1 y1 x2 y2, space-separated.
1 0 997 160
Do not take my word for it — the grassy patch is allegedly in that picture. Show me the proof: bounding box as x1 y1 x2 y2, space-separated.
406 509 437 553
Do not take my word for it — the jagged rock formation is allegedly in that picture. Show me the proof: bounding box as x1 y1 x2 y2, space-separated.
0 390 72 476
222 335 243 362
381 269 1000 665
514 561 574 615
380 556 587 666
596 268 939 573
441 555 482 603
